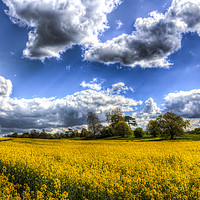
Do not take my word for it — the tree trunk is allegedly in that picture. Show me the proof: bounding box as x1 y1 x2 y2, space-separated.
170 133 174 140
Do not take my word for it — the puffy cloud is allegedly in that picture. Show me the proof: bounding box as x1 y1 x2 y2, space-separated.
4 0 200 67
85 11 180 68
5 0 200 67
80 80 134 94
116 20 123 29
3 0 121 60
187 118 200 130
168 0 200 33
85 0 200 68
143 98 161 115
0 77 141 134
80 78 102 91
133 90 200 130
0 76 12 97
132 98 161 129
164 89 200 118
107 82 134 94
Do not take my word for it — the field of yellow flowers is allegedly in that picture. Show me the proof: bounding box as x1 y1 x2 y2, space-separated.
0 137 199 199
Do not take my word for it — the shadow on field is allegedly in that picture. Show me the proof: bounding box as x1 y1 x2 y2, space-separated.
84 134 200 142
0 139 12 142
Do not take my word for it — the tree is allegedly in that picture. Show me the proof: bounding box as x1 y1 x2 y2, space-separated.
53 133 61 139
21 132 30 138
80 128 88 138
100 126 114 138
60 132 67 138
146 120 162 137
10 132 19 138
39 129 49 139
188 128 200 134
194 128 200 134
134 128 145 138
87 112 101 137
69 129 79 138
106 108 125 128
30 129 40 138
125 116 137 127
114 121 132 137
156 112 190 140
65 128 78 138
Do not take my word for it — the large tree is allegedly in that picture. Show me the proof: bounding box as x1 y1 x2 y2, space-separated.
106 108 137 131
105 107 125 128
80 128 88 138
134 127 145 138
115 121 132 137
100 126 114 138
87 112 101 137
156 112 190 140
146 120 161 137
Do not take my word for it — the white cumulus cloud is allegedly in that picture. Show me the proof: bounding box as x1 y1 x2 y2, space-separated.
116 20 123 29
107 82 134 94
3 0 121 60
4 0 200 68
0 76 12 97
85 0 200 68
80 78 102 91
164 89 200 118
0 76 141 134
132 98 161 129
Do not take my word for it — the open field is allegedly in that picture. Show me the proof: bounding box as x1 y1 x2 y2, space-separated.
0 137 200 199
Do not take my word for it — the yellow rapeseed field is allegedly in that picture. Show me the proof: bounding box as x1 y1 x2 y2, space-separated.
0 137 199 199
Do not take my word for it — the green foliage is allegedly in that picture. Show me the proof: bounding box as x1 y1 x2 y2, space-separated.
7 111 191 141
105 108 137 133
100 126 114 138
114 121 132 137
134 128 145 138
30 130 40 138
8 129 71 139
194 128 200 134
146 120 162 137
125 116 137 127
21 132 29 138
10 132 19 138
188 128 200 134
80 128 88 137
39 129 49 139
60 132 67 138
106 108 125 128
69 130 80 138
156 112 190 140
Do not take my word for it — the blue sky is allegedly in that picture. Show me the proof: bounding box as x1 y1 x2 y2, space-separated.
0 0 200 134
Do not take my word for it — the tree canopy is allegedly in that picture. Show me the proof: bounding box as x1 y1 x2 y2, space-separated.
134 127 145 138
105 107 137 130
146 120 161 137
125 116 137 127
106 107 125 128
114 121 132 137
156 112 190 140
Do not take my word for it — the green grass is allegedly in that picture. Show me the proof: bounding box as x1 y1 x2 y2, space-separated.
93 133 200 142
5 133 200 142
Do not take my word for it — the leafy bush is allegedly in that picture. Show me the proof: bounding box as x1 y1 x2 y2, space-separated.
134 128 145 138
115 121 132 137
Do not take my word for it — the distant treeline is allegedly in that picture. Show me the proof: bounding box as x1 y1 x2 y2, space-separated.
7 129 69 139
6 108 199 140
6 108 143 139
6 127 146 140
